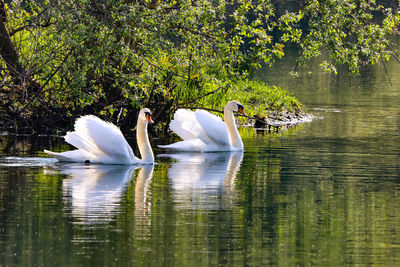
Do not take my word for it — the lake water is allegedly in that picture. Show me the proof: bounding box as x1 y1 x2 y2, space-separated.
1 55 400 266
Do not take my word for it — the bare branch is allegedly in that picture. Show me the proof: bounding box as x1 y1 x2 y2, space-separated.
17 50 72 114
178 86 226 106
381 59 393 87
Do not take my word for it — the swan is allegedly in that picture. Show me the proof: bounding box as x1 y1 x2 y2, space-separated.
159 100 245 152
44 108 154 164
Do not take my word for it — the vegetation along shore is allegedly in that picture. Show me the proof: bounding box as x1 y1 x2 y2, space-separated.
0 1 398 134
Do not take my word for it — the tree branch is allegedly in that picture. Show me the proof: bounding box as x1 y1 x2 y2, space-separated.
9 20 55 37
178 86 226 106
381 59 393 86
140 54 187 79
17 50 71 115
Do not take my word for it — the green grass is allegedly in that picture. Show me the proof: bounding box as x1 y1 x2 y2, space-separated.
229 79 303 116
197 79 304 119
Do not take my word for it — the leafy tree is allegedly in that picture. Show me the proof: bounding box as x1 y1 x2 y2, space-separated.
278 0 400 76
0 0 399 132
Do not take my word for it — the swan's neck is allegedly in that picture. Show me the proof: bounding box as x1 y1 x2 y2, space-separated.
137 120 154 163
224 107 243 150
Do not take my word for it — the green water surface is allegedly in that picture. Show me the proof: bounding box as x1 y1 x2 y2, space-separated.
1 57 400 266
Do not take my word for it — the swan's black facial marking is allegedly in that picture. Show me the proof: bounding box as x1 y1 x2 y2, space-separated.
145 111 154 123
237 104 245 115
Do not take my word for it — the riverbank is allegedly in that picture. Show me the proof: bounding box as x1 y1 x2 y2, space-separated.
0 79 308 134
229 79 311 130
252 111 313 130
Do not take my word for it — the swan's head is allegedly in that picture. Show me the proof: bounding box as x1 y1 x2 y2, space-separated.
139 108 154 124
226 100 245 115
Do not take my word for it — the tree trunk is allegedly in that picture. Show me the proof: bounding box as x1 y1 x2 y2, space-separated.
0 0 24 81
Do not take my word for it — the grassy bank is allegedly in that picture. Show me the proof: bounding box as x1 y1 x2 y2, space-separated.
0 78 305 134
228 79 303 118
173 78 305 128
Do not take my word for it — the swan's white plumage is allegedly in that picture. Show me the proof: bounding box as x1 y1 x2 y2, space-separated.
159 101 244 152
65 115 135 163
194 110 230 147
169 109 207 142
44 109 154 164
44 149 94 163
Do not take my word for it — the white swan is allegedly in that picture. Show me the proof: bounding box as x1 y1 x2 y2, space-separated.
44 108 154 164
159 101 245 152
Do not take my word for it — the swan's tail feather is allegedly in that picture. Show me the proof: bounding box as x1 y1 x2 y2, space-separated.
44 149 93 162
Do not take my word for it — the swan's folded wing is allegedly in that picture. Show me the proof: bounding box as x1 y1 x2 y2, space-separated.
194 110 231 147
169 109 211 144
66 115 134 161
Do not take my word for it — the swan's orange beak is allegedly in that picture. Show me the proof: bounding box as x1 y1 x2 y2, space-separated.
238 106 246 115
144 111 154 123
146 114 154 124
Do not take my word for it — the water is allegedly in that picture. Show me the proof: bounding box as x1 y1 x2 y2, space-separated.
1 57 400 266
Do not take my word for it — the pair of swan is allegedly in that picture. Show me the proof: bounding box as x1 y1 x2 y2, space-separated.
44 101 246 164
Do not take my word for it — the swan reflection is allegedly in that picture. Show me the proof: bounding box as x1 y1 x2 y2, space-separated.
54 164 153 224
134 164 154 216
160 151 243 209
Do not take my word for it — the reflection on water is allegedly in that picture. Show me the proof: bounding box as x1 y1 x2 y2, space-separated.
50 164 150 225
160 151 243 209
134 165 154 217
1 56 400 265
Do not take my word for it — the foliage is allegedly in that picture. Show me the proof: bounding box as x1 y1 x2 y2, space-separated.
279 0 400 75
2 0 283 130
0 0 399 132
231 79 303 115
183 78 303 117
